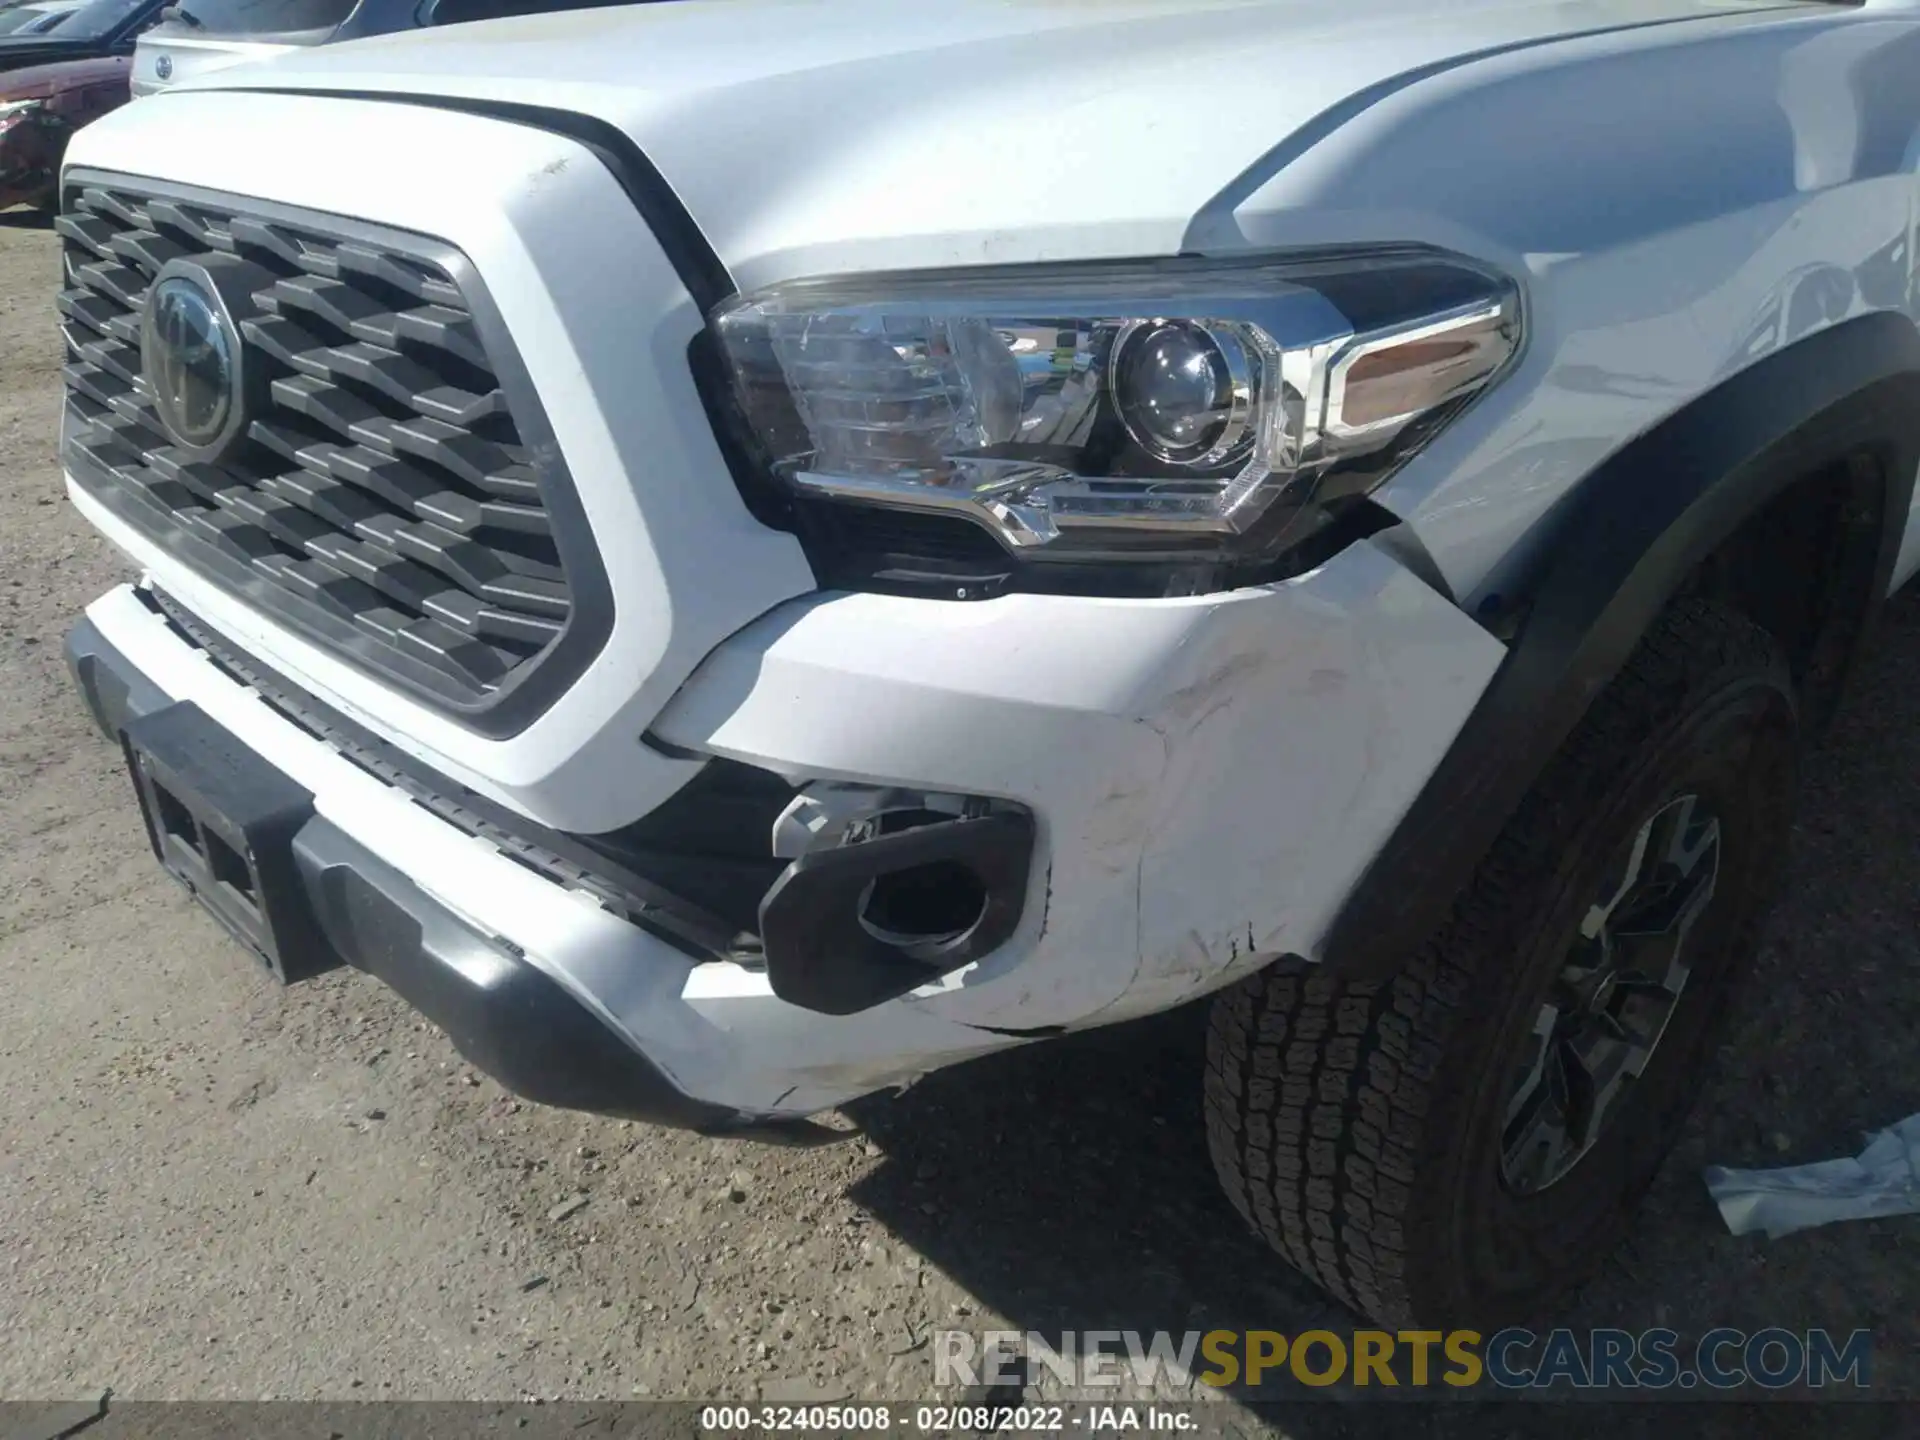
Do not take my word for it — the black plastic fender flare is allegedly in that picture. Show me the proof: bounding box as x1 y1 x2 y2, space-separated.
1321 310 1920 982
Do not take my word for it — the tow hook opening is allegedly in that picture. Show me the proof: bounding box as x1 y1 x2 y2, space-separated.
758 784 1035 1016
856 859 989 951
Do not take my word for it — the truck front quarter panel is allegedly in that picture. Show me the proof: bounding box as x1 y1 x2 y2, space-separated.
1197 9 1920 603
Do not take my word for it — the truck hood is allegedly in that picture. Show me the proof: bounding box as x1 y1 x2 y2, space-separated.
181 0 1797 283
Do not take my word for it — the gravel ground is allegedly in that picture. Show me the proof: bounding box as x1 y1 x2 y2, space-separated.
3 209 1919 1423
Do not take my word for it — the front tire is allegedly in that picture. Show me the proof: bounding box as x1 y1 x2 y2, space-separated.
1204 599 1800 1326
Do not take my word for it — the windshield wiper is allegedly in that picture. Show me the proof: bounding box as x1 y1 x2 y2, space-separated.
159 3 203 26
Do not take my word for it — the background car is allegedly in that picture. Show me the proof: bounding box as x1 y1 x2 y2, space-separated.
0 0 161 73
133 0 652 97
0 53 127 211
0 2 91 38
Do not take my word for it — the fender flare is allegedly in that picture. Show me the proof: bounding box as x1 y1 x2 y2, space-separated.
1321 310 1920 981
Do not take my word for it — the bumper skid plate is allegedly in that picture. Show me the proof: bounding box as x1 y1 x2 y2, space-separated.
70 616 847 1141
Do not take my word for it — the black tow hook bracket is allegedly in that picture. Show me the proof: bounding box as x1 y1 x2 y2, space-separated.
758 811 1035 1016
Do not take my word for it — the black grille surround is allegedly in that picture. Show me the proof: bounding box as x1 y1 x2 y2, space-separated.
58 173 611 738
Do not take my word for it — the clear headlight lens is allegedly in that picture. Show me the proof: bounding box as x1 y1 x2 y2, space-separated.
713 251 1519 557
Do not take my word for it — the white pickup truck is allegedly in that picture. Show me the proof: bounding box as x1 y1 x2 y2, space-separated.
55 0 1920 1327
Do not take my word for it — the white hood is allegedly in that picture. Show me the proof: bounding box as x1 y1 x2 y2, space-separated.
176 0 1802 285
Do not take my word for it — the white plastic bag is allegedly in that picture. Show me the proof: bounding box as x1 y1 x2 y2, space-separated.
1704 1113 1920 1239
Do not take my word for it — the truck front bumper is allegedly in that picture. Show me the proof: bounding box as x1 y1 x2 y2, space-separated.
68 609 840 1141
67 540 1503 1126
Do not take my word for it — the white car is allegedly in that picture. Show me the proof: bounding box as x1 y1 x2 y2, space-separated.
56 0 1920 1327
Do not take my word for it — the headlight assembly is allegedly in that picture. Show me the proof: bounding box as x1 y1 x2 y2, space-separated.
711 249 1520 585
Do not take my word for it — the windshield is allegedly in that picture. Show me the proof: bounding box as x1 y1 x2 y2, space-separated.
0 0 150 38
150 0 353 36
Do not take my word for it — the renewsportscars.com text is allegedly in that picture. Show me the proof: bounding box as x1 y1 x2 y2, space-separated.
934 1327 1873 1392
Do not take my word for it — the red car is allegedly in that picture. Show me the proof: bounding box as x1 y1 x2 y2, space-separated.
0 53 128 212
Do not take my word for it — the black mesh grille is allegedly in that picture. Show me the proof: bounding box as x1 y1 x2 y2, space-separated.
58 181 583 709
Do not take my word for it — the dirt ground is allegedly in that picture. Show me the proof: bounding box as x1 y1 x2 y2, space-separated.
3 208 1919 1423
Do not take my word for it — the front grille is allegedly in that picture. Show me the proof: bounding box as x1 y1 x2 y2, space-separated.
58 178 599 721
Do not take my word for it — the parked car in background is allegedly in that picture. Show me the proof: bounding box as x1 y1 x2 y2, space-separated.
0 2 90 38
0 0 160 73
0 53 125 209
133 0 646 96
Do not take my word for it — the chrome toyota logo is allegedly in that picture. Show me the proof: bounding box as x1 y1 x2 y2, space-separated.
154 54 172 80
142 271 242 456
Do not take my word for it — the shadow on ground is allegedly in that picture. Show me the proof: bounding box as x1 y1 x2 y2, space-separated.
0 206 53 230
847 589 1920 1431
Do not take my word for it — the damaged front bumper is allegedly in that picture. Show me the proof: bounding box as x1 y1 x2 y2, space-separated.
67 530 1501 1125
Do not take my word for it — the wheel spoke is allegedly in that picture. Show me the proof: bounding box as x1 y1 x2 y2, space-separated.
1659 795 1720 877
1554 952 1606 1012
1501 1006 1570 1191
1505 790 1721 1195
1556 1038 1592 1147
1668 828 1720 933
1608 928 1687 999
1610 969 1682 1055
1613 808 1720 943
1611 963 1684 1002
1589 1008 1632 1043
1559 1026 1632 1151
1608 801 1719 1012
1500 1078 1569 1194
1579 818 1654 941
1504 1005 1560 1129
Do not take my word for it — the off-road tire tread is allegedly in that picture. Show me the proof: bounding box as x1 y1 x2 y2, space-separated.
1204 598 1785 1326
